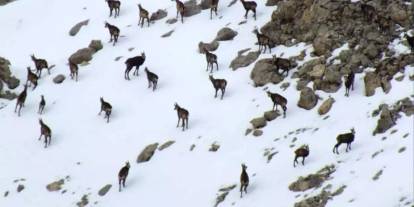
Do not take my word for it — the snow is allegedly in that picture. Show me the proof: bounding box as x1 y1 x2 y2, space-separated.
0 0 413 207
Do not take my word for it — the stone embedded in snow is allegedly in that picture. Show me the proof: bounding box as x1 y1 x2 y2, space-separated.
98 184 112 196
69 19 89 36
46 179 65 192
230 51 260 70
318 97 335 115
298 87 318 110
250 117 267 129
150 9 167 22
53 74 66 84
158 140 175 151
215 27 238 41
137 143 159 163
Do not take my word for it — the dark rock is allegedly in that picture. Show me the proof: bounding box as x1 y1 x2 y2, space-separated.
69 48 95 64
53 75 66 84
264 110 280 121
0 90 17 100
230 51 260 70
183 0 202 17
88 40 103 52
158 140 175 151
69 19 89 36
294 190 331 207
161 30 174 38
215 27 238 41
199 0 211 10
373 107 396 135
266 0 280 6
17 184 24 193
250 117 267 129
98 184 112 196
198 41 219 53
76 194 89 207
253 129 263 137
209 142 220 152
166 18 177 24
250 58 283 86
289 165 335 192
0 0 13 6
298 87 318 110
46 179 65 192
137 143 159 163
150 9 167 22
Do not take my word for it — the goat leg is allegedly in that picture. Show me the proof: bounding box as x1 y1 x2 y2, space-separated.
176 118 180 127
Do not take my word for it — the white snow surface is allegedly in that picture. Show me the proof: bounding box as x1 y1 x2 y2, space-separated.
0 0 413 207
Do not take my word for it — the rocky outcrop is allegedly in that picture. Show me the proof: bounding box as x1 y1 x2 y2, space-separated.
298 87 318 110
137 143 159 163
289 165 335 192
364 72 381 97
69 19 89 36
373 98 414 135
250 58 283 86
0 57 20 91
215 27 238 41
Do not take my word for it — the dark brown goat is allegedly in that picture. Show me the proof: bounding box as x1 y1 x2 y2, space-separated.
272 55 291 76
266 91 287 118
174 103 189 131
294 145 309 167
253 29 272 53
38 119 52 148
99 97 112 123
210 0 219 19
144 67 158 91
118 161 130 192
209 75 227 99
333 128 355 154
69 60 79 81
106 0 121 17
31 54 49 77
344 71 355 97
26 67 38 90
105 22 120 46
173 0 185 23
203 48 218 73
38 95 46 114
405 33 414 52
124 52 146 80
240 164 249 198
138 4 150 27
240 0 256 20
14 85 28 117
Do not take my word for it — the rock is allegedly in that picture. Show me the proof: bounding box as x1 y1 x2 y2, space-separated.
280 82 290 91
230 51 260 70
214 191 229 207
215 27 238 41
88 40 103 52
396 98 414 116
0 90 17 100
373 107 396 135
4 191 9 197
250 58 284 87
158 140 175 151
0 80 3 92
17 184 24 193
166 18 177 24
69 48 95 64
266 0 280 6
364 72 381 97
150 9 167 22
53 74 65 84
46 179 65 192
308 64 325 79
198 41 219 53
245 128 252 136
98 184 112 196
298 87 318 110
0 56 20 89
183 0 202 17
76 195 89 207
324 68 341 84
294 190 331 207
161 30 174 38
5 76 19 89
313 35 333 56
250 117 267 129
137 143 159 163
264 110 280 121
199 0 212 10
380 76 392 94
289 165 335 192
318 97 335 115
388 3 409 26
69 19 89 36
363 43 380 59
253 129 263 137
0 0 13 6
209 142 220 152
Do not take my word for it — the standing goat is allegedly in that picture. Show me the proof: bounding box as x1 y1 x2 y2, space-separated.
173 0 185 23
106 0 121 17
26 67 39 90
38 95 46 114
239 0 256 20
138 4 150 28
266 91 287 118
253 28 272 53
333 128 355 154
69 60 79 81
105 22 120 46
118 161 130 192
272 55 291 76
203 48 218 73
99 97 112 123
344 71 355 97
209 75 227 99
38 119 52 148
31 54 49 77
240 164 249 198
14 85 28 117
124 52 146 80
144 67 158 91
405 33 414 52
210 0 219 19
174 103 189 131
294 145 309 167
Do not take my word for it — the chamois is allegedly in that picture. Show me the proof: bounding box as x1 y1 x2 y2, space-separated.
203 48 218 73
174 103 189 131
124 52 146 80
210 0 219 19
69 60 79 81
253 28 272 53
272 55 291 76
105 22 120 46
26 67 39 90
14 85 28 117
405 33 414 52
333 128 355 154
209 75 227 99
38 119 52 148
294 145 309 167
99 97 112 123
266 91 287 118
38 95 46 114
240 164 249 198
118 161 130 192
138 4 150 28
144 67 158 91
344 71 355 97
31 54 49 77
106 0 121 18
173 0 185 23
239 0 257 20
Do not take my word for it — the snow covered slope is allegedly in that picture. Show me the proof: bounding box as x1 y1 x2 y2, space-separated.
0 0 412 207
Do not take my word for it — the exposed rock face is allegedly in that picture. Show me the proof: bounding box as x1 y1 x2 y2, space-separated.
150 9 167 22
215 27 238 41
318 97 335 115
69 19 89 36
289 165 335 192
46 179 65 192
250 58 283 86
298 87 318 110
250 117 267 129
198 41 219 53
0 57 20 90
137 143 159 163
230 51 260 70
53 74 66 84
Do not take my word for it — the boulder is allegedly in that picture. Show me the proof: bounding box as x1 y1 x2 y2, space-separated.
250 58 283 86
230 51 260 70
308 64 325 79
69 19 89 36
215 27 238 41
183 0 202 17
298 87 318 110
199 0 212 10
0 57 20 89
161 30 174 38
289 165 335 192
266 0 280 6
69 48 95 64
150 9 167 22
253 129 263 137
198 41 219 53
0 91 17 100
313 35 334 56
318 97 335 115
17 184 24 193
53 74 66 84
46 179 65 192
373 107 396 135
88 40 103 52
324 68 341 84
98 184 112 196
158 140 175 151
166 18 178 24
264 110 280 121
250 117 267 129
137 143 159 163
294 190 331 207
364 72 381 97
